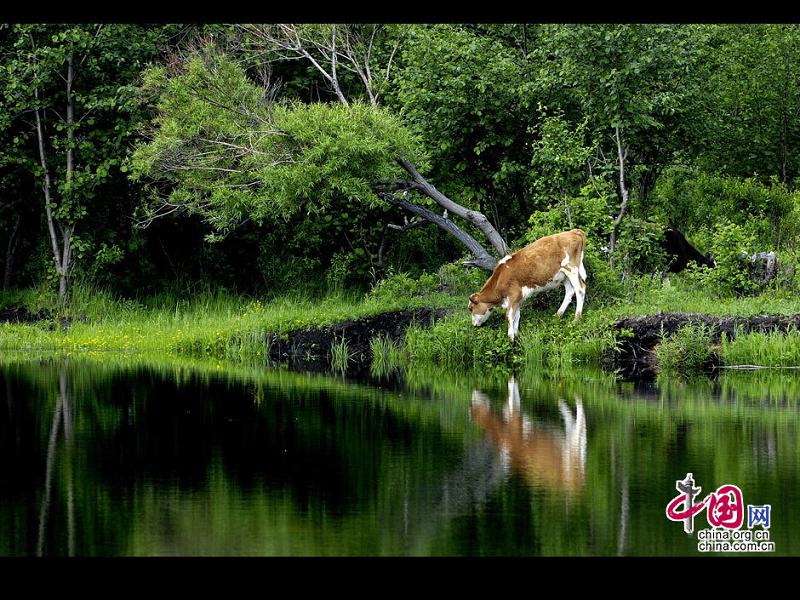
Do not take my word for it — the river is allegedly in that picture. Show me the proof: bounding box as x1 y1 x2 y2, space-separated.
1 356 797 555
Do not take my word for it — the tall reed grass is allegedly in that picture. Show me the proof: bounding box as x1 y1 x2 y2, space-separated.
330 336 352 374
654 323 714 376
720 327 800 367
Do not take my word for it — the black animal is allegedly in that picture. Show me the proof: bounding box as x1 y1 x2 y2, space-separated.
662 226 716 273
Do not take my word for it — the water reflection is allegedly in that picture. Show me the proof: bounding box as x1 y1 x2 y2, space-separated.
470 377 586 495
37 367 75 556
1 356 799 556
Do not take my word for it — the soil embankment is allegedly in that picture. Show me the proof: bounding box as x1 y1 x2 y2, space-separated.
612 312 800 377
0 307 51 324
267 307 449 373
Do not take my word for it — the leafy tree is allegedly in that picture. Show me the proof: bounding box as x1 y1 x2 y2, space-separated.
132 45 509 273
687 25 800 184
0 24 177 299
388 25 535 239
532 25 701 263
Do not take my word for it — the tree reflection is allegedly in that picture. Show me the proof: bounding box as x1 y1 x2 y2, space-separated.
37 367 75 556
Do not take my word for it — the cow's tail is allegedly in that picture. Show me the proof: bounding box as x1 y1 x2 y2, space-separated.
574 228 587 283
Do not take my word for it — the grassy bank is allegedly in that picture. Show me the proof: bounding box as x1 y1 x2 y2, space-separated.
4 271 800 375
399 278 800 373
0 283 458 360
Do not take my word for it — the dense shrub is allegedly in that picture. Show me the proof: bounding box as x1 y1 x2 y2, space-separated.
683 221 758 296
615 218 668 276
655 323 714 376
651 169 799 248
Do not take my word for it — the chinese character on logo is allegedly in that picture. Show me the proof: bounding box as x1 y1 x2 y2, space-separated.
706 484 744 529
747 505 771 529
667 475 746 532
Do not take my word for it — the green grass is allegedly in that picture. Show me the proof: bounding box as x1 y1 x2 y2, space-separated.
720 327 800 367
5 271 800 374
369 334 404 377
401 305 620 371
330 336 352 374
0 282 458 359
653 323 714 376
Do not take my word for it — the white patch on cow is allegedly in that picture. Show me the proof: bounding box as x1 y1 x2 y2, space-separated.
579 250 587 281
501 296 510 308
472 310 492 326
499 444 511 470
561 250 570 267
562 266 585 320
498 255 512 265
556 277 575 317
513 307 521 338
521 271 565 303
522 416 532 438
471 390 490 408
504 303 521 341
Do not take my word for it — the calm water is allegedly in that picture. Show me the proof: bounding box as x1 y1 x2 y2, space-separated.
1 356 798 556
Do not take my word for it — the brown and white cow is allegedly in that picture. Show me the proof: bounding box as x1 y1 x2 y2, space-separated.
468 228 587 341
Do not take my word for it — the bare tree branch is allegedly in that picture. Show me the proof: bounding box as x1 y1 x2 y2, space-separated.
373 187 497 272
397 158 511 256
609 124 630 266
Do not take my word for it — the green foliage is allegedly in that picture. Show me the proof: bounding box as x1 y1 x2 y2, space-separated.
687 25 800 182
368 263 484 306
532 24 701 204
402 308 620 372
654 323 714 376
0 24 177 292
132 49 423 233
615 218 668 275
651 169 798 247
390 25 532 235
369 334 404 377
6 24 800 307
530 112 594 208
524 182 615 245
684 221 758 296
403 316 517 370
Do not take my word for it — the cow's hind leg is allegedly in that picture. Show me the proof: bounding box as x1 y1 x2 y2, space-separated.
556 277 575 317
563 267 586 320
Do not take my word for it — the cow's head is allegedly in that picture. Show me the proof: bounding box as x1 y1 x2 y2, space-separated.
468 293 495 326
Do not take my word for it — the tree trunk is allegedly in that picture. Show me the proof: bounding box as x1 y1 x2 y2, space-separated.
397 158 511 257
61 56 75 301
376 190 497 271
3 214 20 290
33 85 66 296
33 50 76 302
609 125 630 268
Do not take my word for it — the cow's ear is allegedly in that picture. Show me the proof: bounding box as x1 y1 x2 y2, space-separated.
469 293 478 303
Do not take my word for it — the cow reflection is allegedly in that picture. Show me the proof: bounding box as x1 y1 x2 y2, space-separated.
470 377 586 494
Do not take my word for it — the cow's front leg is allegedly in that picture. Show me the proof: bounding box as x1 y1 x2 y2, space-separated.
506 302 516 341
506 301 522 342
